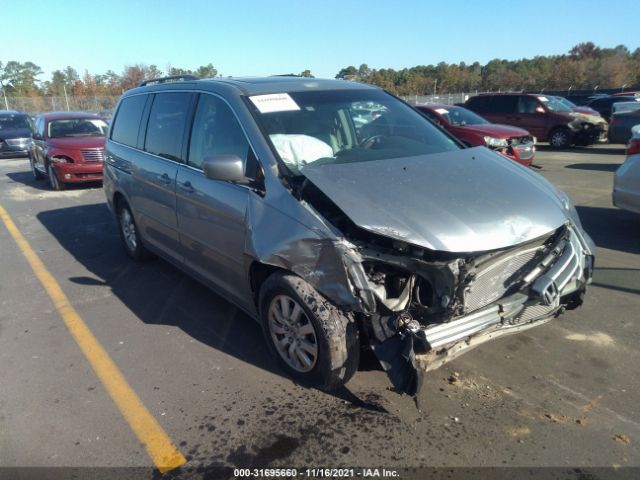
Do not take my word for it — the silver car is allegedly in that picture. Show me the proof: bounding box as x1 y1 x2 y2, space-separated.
613 125 640 214
103 76 595 395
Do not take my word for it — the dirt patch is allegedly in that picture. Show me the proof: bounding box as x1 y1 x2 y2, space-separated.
613 434 631 445
565 332 614 347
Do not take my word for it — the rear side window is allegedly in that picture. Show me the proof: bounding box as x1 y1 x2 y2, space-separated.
491 96 518 113
188 94 251 169
145 92 192 161
466 96 490 112
111 95 147 147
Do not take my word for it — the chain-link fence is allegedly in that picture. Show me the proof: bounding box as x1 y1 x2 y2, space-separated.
1 95 121 114
400 93 472 106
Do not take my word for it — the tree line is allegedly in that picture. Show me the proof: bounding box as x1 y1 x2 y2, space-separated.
0 62 222 98
2 42 639 101
0 62 319 100
335 42 640 95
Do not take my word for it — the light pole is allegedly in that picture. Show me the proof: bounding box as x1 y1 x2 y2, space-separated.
0 80 9 109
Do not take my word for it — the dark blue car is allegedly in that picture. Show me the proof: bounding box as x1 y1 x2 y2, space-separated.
0 110 33 158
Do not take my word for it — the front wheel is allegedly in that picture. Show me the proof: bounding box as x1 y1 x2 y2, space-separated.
259 272 360 390
30 154 44 180
549 128 572 149
48 162 65 190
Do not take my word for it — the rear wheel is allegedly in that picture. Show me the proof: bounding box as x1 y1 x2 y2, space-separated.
259 272 360 390
549 128 572 149
116 201 152 261
47 162 65 190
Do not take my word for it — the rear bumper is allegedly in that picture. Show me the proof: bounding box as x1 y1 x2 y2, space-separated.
51 162 103 183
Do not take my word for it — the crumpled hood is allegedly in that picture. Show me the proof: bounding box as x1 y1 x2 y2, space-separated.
301 147 569 253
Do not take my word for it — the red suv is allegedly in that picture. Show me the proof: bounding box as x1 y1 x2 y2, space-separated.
464 93 607 149
417 104 535 166
29 112 108 190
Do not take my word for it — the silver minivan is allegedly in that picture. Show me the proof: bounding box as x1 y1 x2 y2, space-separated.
103 76 595 395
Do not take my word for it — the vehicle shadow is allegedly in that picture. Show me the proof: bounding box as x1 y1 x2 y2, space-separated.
566 163 621 172
592 267 640 296
575 205 640 255
36 203 385 411
7 170 102 192
537 145 626 155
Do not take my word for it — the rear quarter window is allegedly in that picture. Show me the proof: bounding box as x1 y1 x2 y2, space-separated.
466 96 490 112
111 95 148 148
144 92 192 161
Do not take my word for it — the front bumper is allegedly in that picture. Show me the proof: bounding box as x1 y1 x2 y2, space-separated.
0 145 30 158
51 161 103 183
573 123 608 145
494 140 535 167
373 223 595 394
421 223 593 351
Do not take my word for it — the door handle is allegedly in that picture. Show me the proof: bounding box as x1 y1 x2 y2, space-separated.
160 173 172 184
178 180 194 193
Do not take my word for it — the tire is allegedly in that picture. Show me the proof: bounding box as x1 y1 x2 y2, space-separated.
548 128 572 149
116 201 152 261
47 162 65 191
259 272 360 390
30 154 44 180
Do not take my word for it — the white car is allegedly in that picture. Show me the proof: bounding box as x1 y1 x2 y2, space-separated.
613 124 640 214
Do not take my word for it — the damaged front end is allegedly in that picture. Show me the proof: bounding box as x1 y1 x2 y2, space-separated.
355 223 594 395
569 113 609 145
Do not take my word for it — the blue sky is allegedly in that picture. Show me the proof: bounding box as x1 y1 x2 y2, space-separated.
6 0 640 80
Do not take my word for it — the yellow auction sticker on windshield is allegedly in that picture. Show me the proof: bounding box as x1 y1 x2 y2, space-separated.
250 93 301 113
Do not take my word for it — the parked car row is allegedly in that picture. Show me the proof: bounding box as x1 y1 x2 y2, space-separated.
8 77 640 396
0 109 108 190
462 93 608 149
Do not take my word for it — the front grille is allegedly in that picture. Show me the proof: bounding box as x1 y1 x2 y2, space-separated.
81 148 104 162
464 247 543 312
510 303 557 325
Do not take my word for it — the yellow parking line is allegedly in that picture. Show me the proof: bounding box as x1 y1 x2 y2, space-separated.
0 204 186 473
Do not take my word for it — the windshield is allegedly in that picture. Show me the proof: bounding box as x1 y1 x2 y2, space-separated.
248 89 459 174
0 114 31 131
434 106 488 126
555 97 576 108
538 96 572 113
48 118 108 138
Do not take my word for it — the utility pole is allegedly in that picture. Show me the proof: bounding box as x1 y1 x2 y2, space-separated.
63 84 70 111
0 81 9 110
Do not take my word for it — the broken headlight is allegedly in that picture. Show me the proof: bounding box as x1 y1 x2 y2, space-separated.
483 136 509 148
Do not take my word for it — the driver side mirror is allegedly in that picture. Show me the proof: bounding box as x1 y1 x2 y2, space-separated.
202 155 249 184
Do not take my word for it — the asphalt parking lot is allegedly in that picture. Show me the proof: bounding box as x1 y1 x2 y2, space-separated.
0 144 639 478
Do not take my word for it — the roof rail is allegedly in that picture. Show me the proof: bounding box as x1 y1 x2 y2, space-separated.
138 75 198 87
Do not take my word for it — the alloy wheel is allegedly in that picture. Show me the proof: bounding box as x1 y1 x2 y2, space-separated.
268 295 318 373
